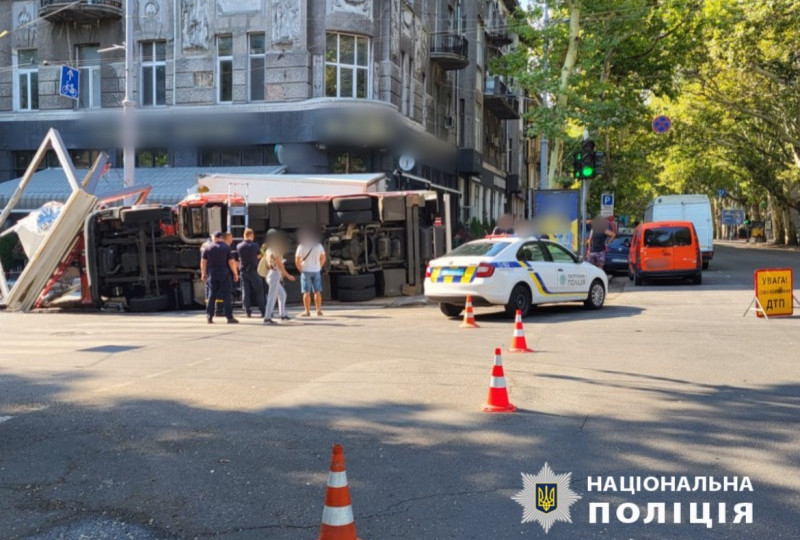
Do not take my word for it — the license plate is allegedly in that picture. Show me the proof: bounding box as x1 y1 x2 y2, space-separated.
440 268 464 276
610 258 626 263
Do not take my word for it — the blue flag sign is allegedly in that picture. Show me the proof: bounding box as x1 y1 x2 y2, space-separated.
59 66 80 100
652 115 672 134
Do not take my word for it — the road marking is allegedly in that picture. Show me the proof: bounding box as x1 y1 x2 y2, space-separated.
0 416 13 424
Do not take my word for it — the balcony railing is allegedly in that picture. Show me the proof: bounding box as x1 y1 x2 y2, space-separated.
39 0 123 22
430 34 469 71
485 76 520 120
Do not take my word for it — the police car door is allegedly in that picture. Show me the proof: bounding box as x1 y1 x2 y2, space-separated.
543 241 587 296
516 242 558 302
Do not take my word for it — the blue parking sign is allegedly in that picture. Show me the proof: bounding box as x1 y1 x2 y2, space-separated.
59 66 80 100
601 193 614 206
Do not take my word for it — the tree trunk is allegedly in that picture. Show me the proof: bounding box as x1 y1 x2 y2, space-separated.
772 199 786 245
784 207 798 245
546 1 581 187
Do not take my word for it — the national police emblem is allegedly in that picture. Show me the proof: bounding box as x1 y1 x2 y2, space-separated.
512 462 581 533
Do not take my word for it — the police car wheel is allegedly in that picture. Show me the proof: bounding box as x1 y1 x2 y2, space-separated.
439 303 463 318
505 284 531 317
584 279 605 310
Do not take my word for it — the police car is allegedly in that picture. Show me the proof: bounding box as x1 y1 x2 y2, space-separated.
424 236 608 317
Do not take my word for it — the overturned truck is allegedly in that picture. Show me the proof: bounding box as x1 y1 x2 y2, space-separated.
84 190 446 311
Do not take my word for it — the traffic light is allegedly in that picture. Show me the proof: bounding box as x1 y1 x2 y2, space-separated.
581 140 596 178
573 152 582 179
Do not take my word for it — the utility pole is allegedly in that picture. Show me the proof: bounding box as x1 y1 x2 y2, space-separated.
539 0 549 191
122 0 136 192
579 129 590 261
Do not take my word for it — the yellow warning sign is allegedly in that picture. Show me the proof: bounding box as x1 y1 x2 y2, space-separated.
754 268 794 317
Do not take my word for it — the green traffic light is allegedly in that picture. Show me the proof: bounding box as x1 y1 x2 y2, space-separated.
582 166 594 177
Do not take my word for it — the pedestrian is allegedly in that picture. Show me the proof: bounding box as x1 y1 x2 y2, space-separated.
236 228 266 318
295 227 326 317
200 235 213 302
200 230 239 324
492 213 515 235
586 214 616 269
263 229 296 325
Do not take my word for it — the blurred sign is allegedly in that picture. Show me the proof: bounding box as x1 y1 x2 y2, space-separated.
59 66 80 100
753 268 795 318
533 190 580 252
721 209 745 226
600 193 614 217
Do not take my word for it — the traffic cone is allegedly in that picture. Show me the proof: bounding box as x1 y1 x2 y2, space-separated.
317 444 363 540
508 309 534 353
483 348 516 413
460 295 480 328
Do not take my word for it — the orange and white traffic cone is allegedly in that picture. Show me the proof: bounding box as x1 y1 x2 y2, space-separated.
317 444 363 540
460 295 480 328
508 309 534 353
483 348 516 413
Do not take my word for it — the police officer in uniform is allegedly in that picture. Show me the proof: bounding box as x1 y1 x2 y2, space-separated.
200 231 239 324
236 228 266 318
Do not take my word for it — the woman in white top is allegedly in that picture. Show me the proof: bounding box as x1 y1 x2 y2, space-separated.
263 229 296 324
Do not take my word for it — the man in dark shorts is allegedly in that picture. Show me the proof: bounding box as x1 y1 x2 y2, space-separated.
200 231 239 324
236 228 265 318
587 215 616 269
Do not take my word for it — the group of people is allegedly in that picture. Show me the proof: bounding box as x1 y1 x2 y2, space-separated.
200 227 326 324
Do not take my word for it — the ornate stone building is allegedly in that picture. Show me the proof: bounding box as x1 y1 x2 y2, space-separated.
0 0 526 222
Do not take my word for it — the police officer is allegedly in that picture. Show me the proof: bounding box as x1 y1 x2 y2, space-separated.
236 228 266 318
200 230 239 324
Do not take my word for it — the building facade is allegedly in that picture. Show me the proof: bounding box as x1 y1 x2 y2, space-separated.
0 0 528 225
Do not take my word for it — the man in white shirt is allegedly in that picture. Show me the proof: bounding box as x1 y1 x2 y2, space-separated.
295 229 326 316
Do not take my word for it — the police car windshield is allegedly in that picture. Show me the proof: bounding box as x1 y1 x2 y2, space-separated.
446 241 511 257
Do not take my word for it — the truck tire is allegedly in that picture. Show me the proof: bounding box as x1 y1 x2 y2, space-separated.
336 273 376 290
337 286 377 302
332 197 372 212
439 303 463 318
121 206 164 225
128 294 170 312
333 210 374 225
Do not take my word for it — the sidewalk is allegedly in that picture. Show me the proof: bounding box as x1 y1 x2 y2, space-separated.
716 239 800 252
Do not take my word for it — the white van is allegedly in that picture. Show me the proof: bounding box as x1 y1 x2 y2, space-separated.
645 195 714 269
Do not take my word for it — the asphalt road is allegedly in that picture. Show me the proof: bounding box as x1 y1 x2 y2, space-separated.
1 242 798 539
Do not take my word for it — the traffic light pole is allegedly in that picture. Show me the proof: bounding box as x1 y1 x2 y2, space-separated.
578 130 590 261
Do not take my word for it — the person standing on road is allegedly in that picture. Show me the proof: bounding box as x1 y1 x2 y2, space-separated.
263 229 295 325
295 228 326 317
201 231 239 324
236 228 266 318
587 215 616 269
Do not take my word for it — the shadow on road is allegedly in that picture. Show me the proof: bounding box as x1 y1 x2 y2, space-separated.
1 368 798 539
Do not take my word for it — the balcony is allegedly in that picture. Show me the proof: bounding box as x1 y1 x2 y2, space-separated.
430 34 469 71
487 27 513 47
484 76 520 120
39 0 123 23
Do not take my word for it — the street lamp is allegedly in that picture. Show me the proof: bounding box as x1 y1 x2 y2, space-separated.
99 0 136 195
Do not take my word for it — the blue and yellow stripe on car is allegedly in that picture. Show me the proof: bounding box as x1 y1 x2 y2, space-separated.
428 265 479 284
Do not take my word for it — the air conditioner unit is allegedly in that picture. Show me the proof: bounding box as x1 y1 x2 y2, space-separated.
444 116 454 129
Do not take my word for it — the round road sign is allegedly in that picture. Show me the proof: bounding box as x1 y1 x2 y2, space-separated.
652 115 672 134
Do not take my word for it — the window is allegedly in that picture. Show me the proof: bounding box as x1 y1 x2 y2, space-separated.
325 33 370 99
518 243 547 263
409 59 415 118
68 150 102 169
474 101 483 152
644 227 692 248
249 33 265 101
199 145 279 167
401 52 408 115
136 149 169 168
447 241 510 257
77 45 101 109
545 242 578 263
217 35 233 103
13 150 59 178
477 21 485 67
331 152 370 174
141 41 166 106
16 49 38 111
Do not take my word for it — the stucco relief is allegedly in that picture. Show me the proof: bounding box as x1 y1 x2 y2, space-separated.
327 0 371 15
182 0 210 51
217 0 262 16
12 1 36 45
272 0 302 47
140 0 166 37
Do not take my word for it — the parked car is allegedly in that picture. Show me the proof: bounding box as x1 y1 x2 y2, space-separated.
645 194 713 269
628 221 702 285
603 233 632 274
424 236 608 317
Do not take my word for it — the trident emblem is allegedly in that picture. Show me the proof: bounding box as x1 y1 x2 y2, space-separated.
536 483 557 513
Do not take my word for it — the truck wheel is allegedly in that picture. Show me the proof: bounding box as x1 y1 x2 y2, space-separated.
439 303 463 318
120 206 164 224
332 197 372 212
336 273 376 290
505 284 531 318
337 286 377 302
128 294 170 312
333 210 374 225
584 279 606 310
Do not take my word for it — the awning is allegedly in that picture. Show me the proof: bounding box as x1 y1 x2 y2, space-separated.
0 166 286 211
